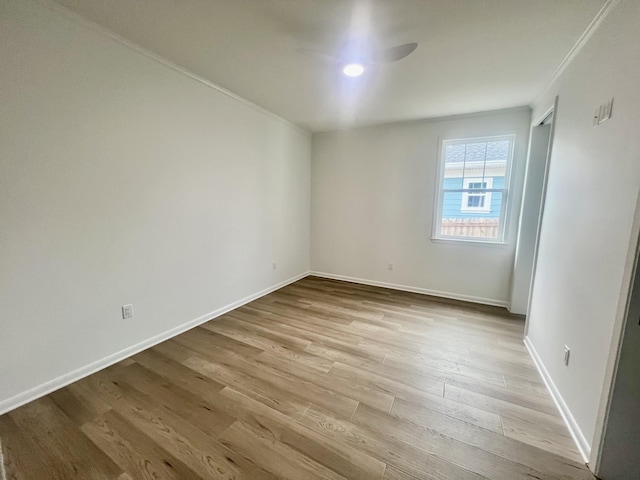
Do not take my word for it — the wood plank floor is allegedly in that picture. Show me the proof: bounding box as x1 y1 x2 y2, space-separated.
0 277 594 479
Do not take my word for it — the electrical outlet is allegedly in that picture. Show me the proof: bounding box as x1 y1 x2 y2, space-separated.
272 262 277 270
388 262 394 271
122 304 134 319
563 345 570 366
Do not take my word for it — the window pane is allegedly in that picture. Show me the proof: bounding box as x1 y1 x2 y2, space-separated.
437 136 513 242
468 195 484 208
442 190 463 218
445 143 466 163
486 140 510 161
440 192 503 240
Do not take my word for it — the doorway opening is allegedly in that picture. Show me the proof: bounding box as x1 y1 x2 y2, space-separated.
510 98 558 323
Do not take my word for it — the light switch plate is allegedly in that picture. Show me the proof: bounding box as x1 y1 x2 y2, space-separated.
122 304 134 319
599 98 613 124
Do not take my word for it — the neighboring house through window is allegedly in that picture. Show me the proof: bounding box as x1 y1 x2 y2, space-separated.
462 177 493 212
433 135 514 242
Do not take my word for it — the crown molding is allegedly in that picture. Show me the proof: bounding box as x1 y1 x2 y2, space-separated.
34 0 310 136
534 0 621 106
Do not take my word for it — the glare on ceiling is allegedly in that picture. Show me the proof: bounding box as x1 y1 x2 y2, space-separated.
342 63 365 77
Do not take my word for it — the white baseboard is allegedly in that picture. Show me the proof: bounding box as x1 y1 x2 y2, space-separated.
0 271 310 416
524 336 591 463
309 271 509 308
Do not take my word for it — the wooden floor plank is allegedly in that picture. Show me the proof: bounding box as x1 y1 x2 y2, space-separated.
0 414 64 480
8 398 123 479
444 375 558 416
113 362 237 438
0 277 593 479
444 383 569 437
83 367 275 480
181 353 312 419
328 362 446 411
388 396 588 476
80 409 200 480
352 402 564 480
300 405 486 480
185 348 360 419
218 420 346 480
216 387 386 480
131 347 227 400
383 465 428 480
385 391 504 434
502 415 584 463
254 351 395 412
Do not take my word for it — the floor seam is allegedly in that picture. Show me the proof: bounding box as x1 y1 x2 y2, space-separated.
348 402 360 422
388 395 397 414
298 404 311 421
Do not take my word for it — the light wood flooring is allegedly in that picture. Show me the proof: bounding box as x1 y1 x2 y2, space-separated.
0 276 594 479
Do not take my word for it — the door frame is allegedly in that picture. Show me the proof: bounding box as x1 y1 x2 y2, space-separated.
590 184 640 473
523 96 558 335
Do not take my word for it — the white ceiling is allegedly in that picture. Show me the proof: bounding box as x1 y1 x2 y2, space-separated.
52 0 605 132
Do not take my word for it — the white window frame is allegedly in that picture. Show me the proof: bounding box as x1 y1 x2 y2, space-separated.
432 134 515 244
461 177 493 213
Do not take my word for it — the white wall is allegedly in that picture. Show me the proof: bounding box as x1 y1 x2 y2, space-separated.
526 0 640 462
311 109 531 306
0 0 311 412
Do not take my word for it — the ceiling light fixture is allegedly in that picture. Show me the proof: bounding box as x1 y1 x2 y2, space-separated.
342 63 365 77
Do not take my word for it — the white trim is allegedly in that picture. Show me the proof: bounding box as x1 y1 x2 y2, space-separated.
534 0 620 106
315 106 532 135
430 237 510 248
0 272 310 416
309 271 509 308
434 135 515 244
591 185 640 472
524 336 591 463
0 434 7 480
524 96 558 336
34 0 310 137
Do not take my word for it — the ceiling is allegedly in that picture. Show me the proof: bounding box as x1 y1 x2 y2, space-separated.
52 0 605 132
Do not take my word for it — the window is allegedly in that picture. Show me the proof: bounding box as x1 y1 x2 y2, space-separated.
462 178 493 212
433 135 514 243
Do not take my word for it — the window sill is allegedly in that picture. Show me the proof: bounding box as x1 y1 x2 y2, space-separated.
430 237 510 247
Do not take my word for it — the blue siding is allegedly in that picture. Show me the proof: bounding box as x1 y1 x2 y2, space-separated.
442 176 504 218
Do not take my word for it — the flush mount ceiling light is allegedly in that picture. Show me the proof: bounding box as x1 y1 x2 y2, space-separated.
343 63 365 77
